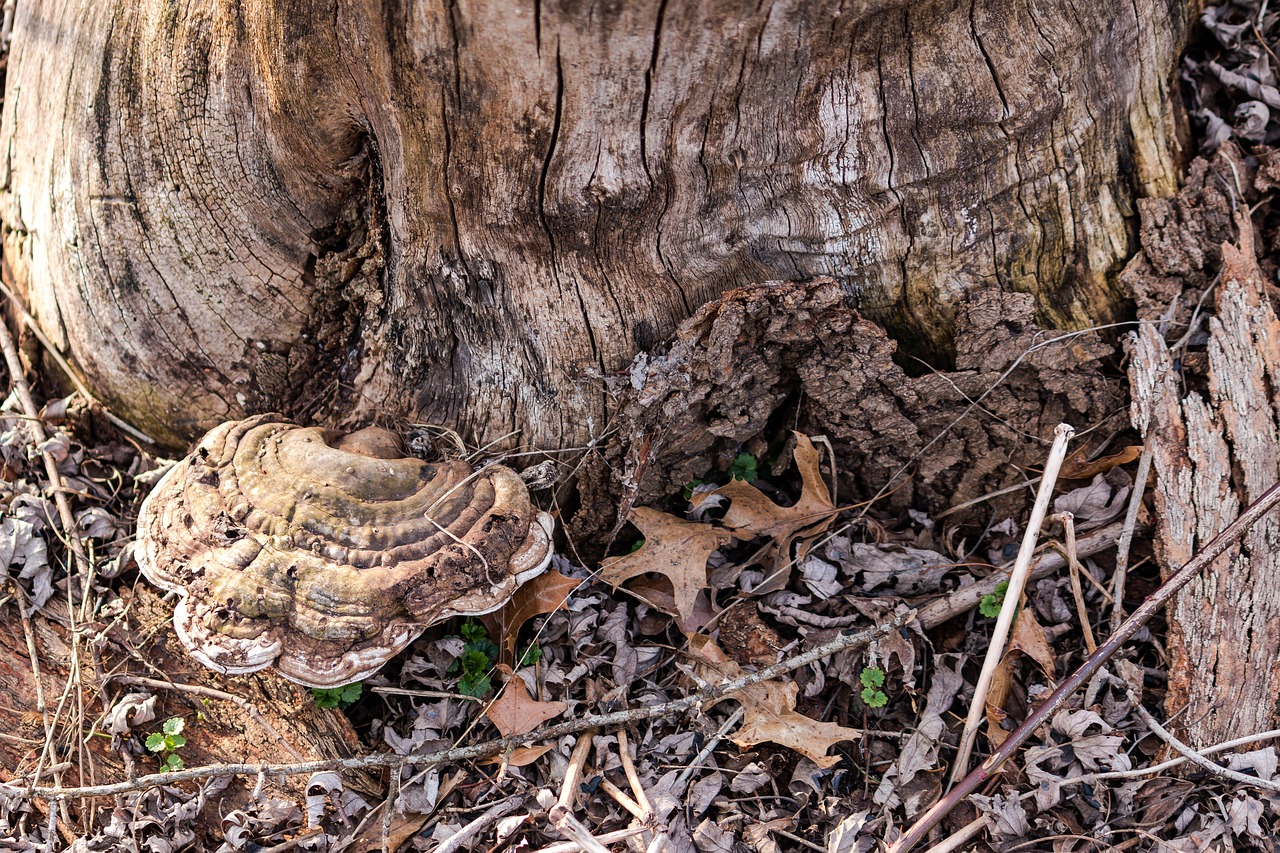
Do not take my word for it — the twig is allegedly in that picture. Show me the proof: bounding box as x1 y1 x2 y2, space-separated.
887 478 1280 853
598 778 647 821
919 815 990 853
109 675 305 761
1111 444 1153 632
949 423 1074 785
615 729 652 817
556 731 596 814
915 521 1125 629
1058 513 1097 653
369 686 481 703
11 584 50 752
674 707 742 792
435 795 527 853
1129 693 1280 794
526 825 647 853
15 611 911 800
1083 726 1280 782
254 828 325 853
537 789 611 853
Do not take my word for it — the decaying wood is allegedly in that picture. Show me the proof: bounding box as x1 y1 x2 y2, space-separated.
0 585 379 821
1129 212 1280 746
0 0 1186 455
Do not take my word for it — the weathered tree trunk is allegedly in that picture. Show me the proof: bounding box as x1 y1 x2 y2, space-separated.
1128 157 1280 748
0 0 1187 456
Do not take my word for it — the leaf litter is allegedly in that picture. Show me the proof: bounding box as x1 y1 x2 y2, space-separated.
4 12 1280 852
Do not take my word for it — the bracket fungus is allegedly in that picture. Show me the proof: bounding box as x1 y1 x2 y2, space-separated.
137 415 554 687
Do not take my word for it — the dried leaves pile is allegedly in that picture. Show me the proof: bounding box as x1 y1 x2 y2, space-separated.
5 7 1280 852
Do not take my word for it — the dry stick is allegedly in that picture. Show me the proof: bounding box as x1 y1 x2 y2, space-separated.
435 795 528 853
537 789 611 853
0 312 106 815
1128 693 1280 794
527 826 648 853
17 610 911 801
887 478 1280 853
916 521 1125 629
615 729 652 819
1058 513 1097 653
948 423 1074 786
555 731 596 815
1111 444 1153 633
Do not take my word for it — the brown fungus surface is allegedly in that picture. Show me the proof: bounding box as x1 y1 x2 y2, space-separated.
137 416 554 687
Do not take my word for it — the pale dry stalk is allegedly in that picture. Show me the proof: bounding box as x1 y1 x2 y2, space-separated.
1058 513 1097 653
949 423 1075 785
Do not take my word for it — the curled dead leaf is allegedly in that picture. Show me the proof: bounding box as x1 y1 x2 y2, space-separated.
479 569 581 665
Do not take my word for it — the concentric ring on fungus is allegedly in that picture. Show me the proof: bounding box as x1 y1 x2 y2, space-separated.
136 415 554 687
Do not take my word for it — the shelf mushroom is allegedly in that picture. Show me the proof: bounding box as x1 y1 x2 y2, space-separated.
136 415 554 687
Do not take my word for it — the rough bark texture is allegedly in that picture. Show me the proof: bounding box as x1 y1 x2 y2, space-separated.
0 0 1187 456
593 277 1122 530
1128 162 1280 746
0 586 379 815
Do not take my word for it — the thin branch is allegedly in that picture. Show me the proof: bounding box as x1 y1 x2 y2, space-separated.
435 795 527 853
1111 444 1153 632
10 610 912 800
949 423 1074 785
888 478 1280 853
915 521 1125 629
1129 693 1280 794
1058 513 1097 653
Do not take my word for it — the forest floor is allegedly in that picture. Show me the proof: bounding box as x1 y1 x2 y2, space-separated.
5 2 1280 852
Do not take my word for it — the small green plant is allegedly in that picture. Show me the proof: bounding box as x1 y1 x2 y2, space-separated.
449 619 498 697
628 538 645 553
727 453 759 482
145 717 187 772
980 580 1010 619
859 666 888 709
311 681 363 709
517 642 543 669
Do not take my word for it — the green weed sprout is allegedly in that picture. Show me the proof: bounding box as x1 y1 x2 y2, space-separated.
859 666 889 708
311 681 363 709
980 580 1010 619
145 717 187 772
449 619 499 697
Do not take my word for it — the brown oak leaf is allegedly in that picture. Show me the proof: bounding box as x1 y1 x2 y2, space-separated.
985 609 1057 749
690 635 860 768
479 569 581 665
484 668 566 738
692 433 841 592
599 507 736 630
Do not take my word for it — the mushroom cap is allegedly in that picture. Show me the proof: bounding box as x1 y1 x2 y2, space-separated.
137 416 554 687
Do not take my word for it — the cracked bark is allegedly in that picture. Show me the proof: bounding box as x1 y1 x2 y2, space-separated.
0 0 1188 453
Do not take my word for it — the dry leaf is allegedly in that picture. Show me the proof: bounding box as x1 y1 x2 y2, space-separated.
1059 444 1143 480
985 610 1056 749
484 670 567 738
599 507 735 628
480 743 555 768
690 635 860 768
479 569 581 664
693 433 840 592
